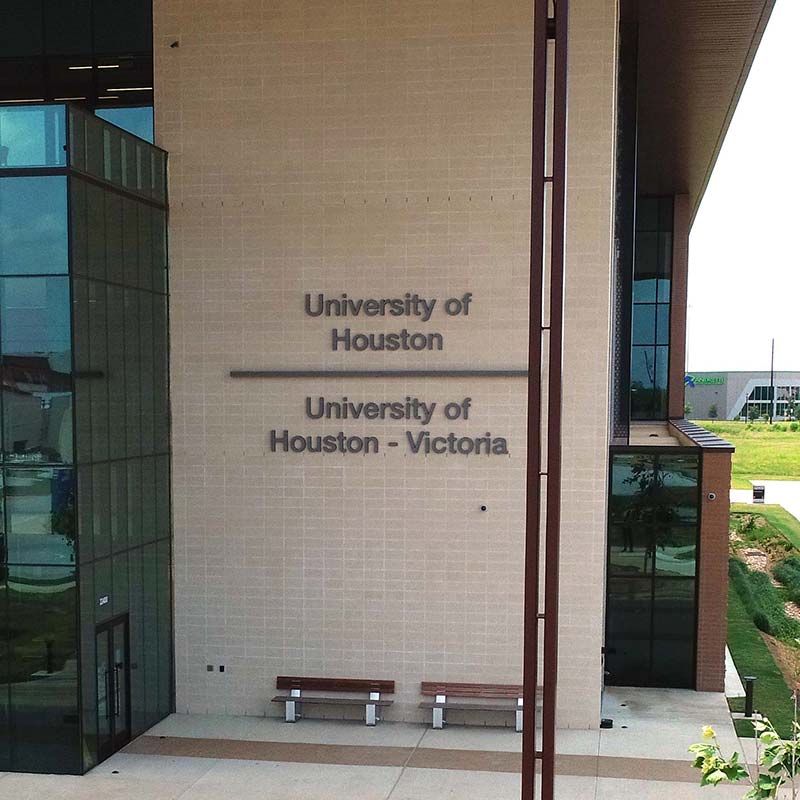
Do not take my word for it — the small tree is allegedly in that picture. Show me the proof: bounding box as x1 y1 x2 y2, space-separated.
708 403 719 419
685 402 693 416
749 405 762 422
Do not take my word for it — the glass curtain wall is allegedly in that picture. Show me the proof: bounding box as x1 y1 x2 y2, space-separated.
605 451 699 688
630 197 673 419
0 103 170 774
0 0 153 142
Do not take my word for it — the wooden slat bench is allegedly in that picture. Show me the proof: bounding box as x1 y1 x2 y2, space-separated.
420 682 525 731
272 676 394 726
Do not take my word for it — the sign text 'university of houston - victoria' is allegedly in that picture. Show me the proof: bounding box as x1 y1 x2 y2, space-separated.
268 292 510 457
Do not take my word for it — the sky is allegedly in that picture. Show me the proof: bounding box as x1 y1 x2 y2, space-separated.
687 0 799 372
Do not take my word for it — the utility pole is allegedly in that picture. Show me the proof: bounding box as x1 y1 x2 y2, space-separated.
770 338 775 424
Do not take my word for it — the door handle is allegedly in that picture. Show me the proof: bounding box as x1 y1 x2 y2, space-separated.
113 663 122 717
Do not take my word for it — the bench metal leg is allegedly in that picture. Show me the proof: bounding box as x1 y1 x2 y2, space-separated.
516 698 523 733
432 695 446 729
366 691 380 726
285 688 301 722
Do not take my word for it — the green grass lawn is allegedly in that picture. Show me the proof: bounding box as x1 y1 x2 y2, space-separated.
731 503 800 550
727 586 796 738
697 420 800 489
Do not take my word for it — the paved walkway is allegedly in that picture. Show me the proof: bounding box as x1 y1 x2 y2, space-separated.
0 688 753 799
731 480 800 523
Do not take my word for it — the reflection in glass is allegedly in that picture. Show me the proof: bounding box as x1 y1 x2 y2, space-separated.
5 468 75 565
0 177 68 275
6 565 79 773
0 106 66 168
1 277 72 463
632 304 656 345
95 107 154 144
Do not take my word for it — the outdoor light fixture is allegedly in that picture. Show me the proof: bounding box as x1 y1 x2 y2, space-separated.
107 86 153 92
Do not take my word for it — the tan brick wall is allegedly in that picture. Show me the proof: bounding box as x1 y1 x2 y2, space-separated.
154 0 617 726
696 450 732 691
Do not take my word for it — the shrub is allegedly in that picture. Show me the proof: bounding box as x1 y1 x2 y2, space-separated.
790 421 799 432
729 558 800 639
772 556 800 604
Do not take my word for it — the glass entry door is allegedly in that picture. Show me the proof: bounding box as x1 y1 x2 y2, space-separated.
96 616 130 761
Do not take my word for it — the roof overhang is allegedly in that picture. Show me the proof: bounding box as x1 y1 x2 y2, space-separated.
635 0 775 223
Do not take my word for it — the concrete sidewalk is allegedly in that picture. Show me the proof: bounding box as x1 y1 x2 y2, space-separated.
0 687 753 799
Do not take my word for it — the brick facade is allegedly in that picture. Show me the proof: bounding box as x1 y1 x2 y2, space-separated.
695 450 732 691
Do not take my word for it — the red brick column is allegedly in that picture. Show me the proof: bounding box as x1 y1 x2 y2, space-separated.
695 450 732 691
669 194 690 420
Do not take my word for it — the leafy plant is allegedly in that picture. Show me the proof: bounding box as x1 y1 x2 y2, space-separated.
691 717 800 798
729 559 800 640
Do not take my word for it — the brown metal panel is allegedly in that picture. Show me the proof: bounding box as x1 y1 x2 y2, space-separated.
275 676 395 694
522 0 549 794
668 194 690 420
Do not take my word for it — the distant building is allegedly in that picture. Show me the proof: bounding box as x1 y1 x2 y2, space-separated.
685 371 800 420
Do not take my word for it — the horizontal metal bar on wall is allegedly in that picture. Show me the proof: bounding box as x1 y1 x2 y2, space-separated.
229 369 529 379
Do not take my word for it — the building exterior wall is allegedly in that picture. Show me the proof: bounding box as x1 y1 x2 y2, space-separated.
685 371 800 420
695 450 731 691
155 0 616 727
668 195 689 420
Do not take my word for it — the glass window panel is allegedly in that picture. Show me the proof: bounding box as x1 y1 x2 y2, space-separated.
655 526 697 577
102 127 122 184
0 5 43 58
630 346 656 419
105 192 123 284
653 346 669 418
96 107 154 145
658 232 673 277
633 278 656 303
140 293 154 453
152 149 166 202
106 285 126 459
152 209 167 292
0 106 66 168
78 563 97 771
76 465 92 563
651 578 695 689
124 290 141 456
84 113 104 179
0 176 68 275
632 304 656 346
143 543 158 726
153 295 169 453
141 456 156 544
155 454 170 540
138 203 152 290
112 551 129 617
658 197 675 232
91 462 110 560
86 183 106 280
126 460 142 548
657 278 671 303
1 277 72 464
122 199 139 287
7 565 79 773
43 0 92 54
68 110 86 172
609 454 647 522
604 577 652 687
634 232 658 281
636 198 658 232
72 279 92 465
109 461 127 554
88 282 109 462
127 547 144 734
70 178 88 276
656 304 670 345
5 467 74 565
0 576 8 771
608 523 652 576
93 0 152 53
93 557 112 623
136 141 151 195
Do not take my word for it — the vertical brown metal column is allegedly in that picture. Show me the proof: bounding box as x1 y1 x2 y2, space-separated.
522 1 568 798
